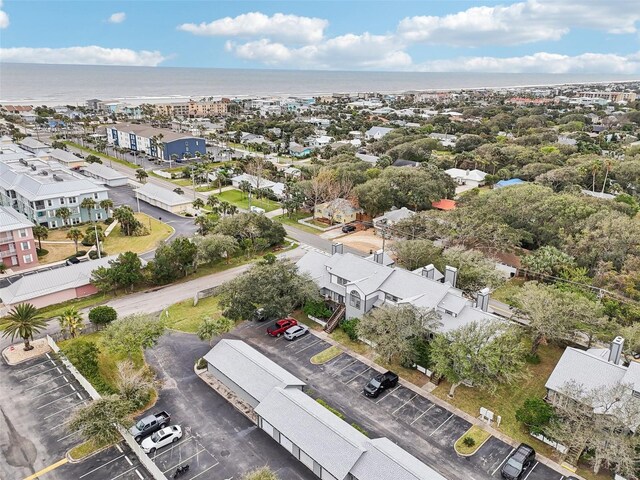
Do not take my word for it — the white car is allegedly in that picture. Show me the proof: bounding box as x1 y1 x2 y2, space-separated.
284 325 309 341
141 425 182 453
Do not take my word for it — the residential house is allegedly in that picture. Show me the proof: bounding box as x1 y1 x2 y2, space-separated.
444 168 487 188
373 207 415 235
391 159 420 168
81 163 129 187
296 248 497 331
289 143 314 158
429 133 458 147
0 206 39 271
19 137 49 155
557 135 578 146
230 174 286 200
431 199 457 211
283 167 301 179
355 153 380 165
134 183 191 214
0 156 110 227
42 148 85 169
314 199 362 224
365 127 393 141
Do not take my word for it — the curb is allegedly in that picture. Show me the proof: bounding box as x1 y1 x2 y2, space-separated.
66 442 112 464
453 425 492 457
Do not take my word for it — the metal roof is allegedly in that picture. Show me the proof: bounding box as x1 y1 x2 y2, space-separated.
0 206 34 233
111 123 204 143
82 163 128 181
134 183 191 207
203 340 306 403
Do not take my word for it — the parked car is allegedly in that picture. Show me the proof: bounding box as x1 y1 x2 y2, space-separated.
267 318 298 337
501 444 536 479
141 425 182 454
129 411 171 442
342 224 356 233
252 308 271 322
284 325 309 340
65 256 80 265
363 371 399 398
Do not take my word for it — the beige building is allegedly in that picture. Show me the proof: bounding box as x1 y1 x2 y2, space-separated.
154 99 230 118
578 91 637 102
314 198 362 224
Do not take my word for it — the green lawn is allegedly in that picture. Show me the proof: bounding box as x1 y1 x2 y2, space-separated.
431 343 564 458
216 189 280 212
454 425 491 455
274 212 322 234
164 296 224 333
103 213 173 255
65 141 137 169
491 277 526 306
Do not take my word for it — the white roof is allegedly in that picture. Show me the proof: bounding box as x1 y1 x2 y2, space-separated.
0 257 113 305
0 206 34 233
255 387 366 480
134 183 191 207
45 148 84 166
445 168 487 182
203 340 305 403
355 153 380 164
231 173 276 190
82 163 128 181
374 207 415 224
19 137 48 150
365 126 393 137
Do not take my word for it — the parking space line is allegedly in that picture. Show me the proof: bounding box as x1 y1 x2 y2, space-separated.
15 358 53 373
43 401 85 420
51 417 74 430
21 458 68 480
392 393 417 415
19 365 61 381
429 413 454 436
25 373 68 391
79 454 125 478
37 391 78 409
522 462 538 480
161 449 206 473
56 429 80 442
31 382 73 399
108 465 140 480
345 369 368 385
491 448 515 476
330 358 358 375
294 339 323 354
376 385 399 403
135 470 144 480
116 444 123 453
125 455 133 466
187 462 220 480
411 404 435 425
76 392 84 400
152 435 193 458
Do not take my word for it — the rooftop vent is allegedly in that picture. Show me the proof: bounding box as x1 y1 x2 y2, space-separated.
53 174 64 182
30 165 36 171
40 170 49 176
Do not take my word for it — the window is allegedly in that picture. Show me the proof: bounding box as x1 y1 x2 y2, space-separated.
349 290 361 309
47 199 53 207
633 390 640 399
18 229 27 238
93 193 99 200
385 293 399 302
59 197 65 204
20 241 29 251
95 212 103 220
336 277 347 286
69 197 77 204
23 254 33 264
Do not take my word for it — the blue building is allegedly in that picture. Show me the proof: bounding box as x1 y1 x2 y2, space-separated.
107 123 206 161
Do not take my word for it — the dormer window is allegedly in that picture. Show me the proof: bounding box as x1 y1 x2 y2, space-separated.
350 290 361 309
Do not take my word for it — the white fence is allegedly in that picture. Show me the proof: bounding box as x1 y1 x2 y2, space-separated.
530 432 568 454
46 335 168 480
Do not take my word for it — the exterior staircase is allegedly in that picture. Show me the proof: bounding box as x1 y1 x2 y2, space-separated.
324 304 346 333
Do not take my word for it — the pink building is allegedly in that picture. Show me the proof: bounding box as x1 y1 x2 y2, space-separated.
0 206 39 271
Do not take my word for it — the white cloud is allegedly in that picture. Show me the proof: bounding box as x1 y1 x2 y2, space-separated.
399 0 640 46
107 12 126 24
419 51 640 74
227 33 412 70
178 12 327 44
0 0 9 29
0 46 166 66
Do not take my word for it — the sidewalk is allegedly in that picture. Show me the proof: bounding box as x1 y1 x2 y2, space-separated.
311 328 583 480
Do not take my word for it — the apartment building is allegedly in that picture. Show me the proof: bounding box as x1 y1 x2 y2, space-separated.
578 91 637 103
154 99 230 118
0 206 39 271
0 156 109 228
107 123 206 160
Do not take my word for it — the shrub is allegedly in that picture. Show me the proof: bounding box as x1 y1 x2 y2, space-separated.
184 213 193 217
36 248 49 257
303 300 332 319
88 305 117 327
340 318 360 341
0 263 6 273
89 250 107 259
462 436 476 447
66 254 78 261
351 423 368 436
316 398 344 419
76 250 87 257
525 353 541 364
195 357 207 370
104 218 114 225
515 397 555 435
62 340 114 394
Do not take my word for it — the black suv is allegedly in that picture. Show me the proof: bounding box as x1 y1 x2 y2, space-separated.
342 224 356 233
363 371 399 398
501 444 535 479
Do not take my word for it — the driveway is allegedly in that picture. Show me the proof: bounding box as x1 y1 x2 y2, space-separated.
142 331 315 480
232 323 568 480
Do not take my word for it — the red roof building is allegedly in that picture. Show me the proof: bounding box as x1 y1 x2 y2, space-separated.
431 199 457 211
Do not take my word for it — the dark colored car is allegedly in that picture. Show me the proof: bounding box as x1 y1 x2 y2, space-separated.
501 444 536 479
342 224 356 233
267 318 298 337
252 308 270 322
129 411 171 442
363 371 399 398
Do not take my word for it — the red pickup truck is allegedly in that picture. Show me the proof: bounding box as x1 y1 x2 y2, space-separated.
267 318 298 337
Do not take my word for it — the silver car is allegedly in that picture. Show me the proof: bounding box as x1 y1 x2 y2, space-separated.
284 325 309 340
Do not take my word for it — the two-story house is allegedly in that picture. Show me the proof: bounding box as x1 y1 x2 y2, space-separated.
296 245 496 332
0 206 39 271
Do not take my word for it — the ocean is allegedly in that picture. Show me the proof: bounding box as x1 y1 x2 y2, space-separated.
1 63 639 106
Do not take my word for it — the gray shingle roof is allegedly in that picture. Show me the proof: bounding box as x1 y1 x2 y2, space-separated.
112 123 204 143
0 206 34 233
204 340 306 403
255 387 366 480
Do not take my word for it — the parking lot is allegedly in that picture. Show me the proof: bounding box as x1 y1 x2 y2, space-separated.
0 352 149 480
235 321 570 480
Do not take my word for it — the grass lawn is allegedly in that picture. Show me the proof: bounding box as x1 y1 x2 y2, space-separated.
38 292 115 319
216 189 280 212
103 213 173 255
431 343 564 458
454 425 491 455
169 178 192 187
311 345 342 365
164 295 223 333
196 185 216 193
65 141 137 169
492 277 526 306
274 212 322 234
38 242 77 264
68 439 110 461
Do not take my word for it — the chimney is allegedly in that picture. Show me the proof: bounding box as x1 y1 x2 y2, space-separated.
331 243 344 255
609 336 624 364
373 249 384 264
444 266 458 287
421 264 435 280
476 287 490 312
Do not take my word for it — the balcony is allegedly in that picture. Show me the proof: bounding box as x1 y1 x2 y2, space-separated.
0 249 17 258
0 234 14 245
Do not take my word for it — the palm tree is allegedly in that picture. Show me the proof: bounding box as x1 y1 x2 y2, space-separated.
56 207 72 227
33 225 48 250
66 228 83 253
99 199 114 217
194 215 211 236
217 171 229 194
58 307 83 339
206 195 219 210
170 153 178 168
135 169 148 183
1 303 46 351
219 200 231 217
80 198 96 222
228 205 238 216
192 198 204 210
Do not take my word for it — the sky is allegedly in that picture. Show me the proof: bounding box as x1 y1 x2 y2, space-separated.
1 0 640 73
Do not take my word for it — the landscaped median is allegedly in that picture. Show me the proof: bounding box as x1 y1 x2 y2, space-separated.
310 345 342 365
454 425 491 456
